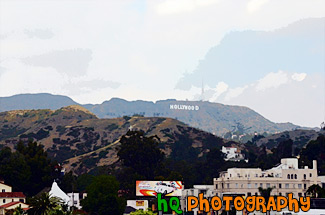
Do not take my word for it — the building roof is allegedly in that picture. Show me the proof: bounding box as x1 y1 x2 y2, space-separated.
0 192 25 198
49 181 70 203
0 201 29 209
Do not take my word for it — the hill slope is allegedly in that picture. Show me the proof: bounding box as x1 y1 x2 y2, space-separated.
0 93 305 136
84 98 301 136
0 106 231 174
0 93 78 112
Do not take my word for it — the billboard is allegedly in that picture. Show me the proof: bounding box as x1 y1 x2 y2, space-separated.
136 181 183 197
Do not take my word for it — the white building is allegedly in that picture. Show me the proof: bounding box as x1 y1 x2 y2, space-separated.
67 193 87 209
0 180 28 214
221 146 244 162
180 185 216 215
214 158 321 198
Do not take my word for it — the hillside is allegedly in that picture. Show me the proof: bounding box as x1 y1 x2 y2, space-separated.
0 93 78 112
255 129 325 150
0 106 232 174
0 93 306 136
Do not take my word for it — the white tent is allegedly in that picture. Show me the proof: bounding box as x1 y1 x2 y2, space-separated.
49 181 70 204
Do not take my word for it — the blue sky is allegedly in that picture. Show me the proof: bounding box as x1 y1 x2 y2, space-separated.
0 0 324 127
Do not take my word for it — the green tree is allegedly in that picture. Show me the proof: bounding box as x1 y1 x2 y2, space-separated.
300 135 325 175
117 131 165 179
76 174 94 192
59 171 77 193
28 192 63 215
81 175 125 215
258 187 273 215
17 141 56 196
306 184 325 198
0 147 31 192
130 209 157 215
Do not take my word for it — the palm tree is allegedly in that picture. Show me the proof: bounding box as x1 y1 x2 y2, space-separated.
258 187 273 215
28 192 63 215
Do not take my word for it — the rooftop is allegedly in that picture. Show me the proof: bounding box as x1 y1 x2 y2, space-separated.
0 192 25 198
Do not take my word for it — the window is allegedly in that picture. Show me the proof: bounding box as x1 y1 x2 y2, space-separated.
216 184 218 189
260 183 263 188
19 199 24 203
1 189 4 192
295 174 297 179
229 174 232 177
279 184 282 188
266 183 270 188
222 183 224 189
12 199 14 202
298 184 302 189
235 183 238 188
304 184 306 189
3 199 5 203
293 184 295 188
291 174 294 179
248 183 251 188
227 184 230 188
287 174 290 179
304 174 306 180
285 184 289 188
310 173 312 177
255 183 258 188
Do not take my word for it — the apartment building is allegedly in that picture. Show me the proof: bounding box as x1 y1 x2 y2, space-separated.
214 158 321 198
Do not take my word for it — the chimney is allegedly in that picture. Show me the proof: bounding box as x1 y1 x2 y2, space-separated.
313 160 317 170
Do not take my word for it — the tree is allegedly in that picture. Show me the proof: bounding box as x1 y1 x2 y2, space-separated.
6 205 27 215
16 141 56 196
258 187 273 215
28 192 63 215
0 147 31 192
130 209 157 215
306 184 325 198
117 130 165 179
81 175 125 215
300 135 325 175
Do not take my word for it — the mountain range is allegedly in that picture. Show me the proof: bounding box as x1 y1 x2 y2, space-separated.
0 105 233 174
0 93 309 136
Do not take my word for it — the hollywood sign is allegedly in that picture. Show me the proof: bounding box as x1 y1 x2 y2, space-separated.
169 104 199 111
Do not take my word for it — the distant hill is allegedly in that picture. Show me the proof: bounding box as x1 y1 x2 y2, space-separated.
255 129 325 150
0 93 78 111
84 98 302 136
0 93 307 136
0 106 231 174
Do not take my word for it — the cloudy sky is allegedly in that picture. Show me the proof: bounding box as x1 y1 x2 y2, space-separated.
0 0 324 127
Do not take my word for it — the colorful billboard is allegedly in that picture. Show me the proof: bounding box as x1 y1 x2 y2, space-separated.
136 181 183 197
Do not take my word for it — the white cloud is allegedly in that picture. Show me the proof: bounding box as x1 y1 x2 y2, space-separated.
0 0 324 127
247 0 269 13
212 71 324 127
255 70 289 91
224 85 248 101
292 73 307 81
210 81 228 101
155 0 220 15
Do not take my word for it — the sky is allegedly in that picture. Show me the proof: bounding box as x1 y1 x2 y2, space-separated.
0 0 324 127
